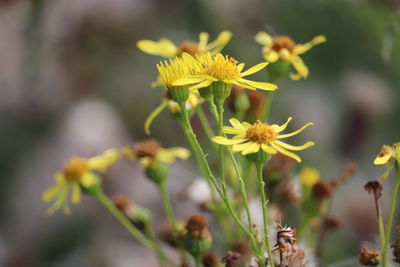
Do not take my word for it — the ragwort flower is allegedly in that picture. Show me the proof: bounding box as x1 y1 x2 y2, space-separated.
212 117 314 162
42 149 120 215
373 142 400 179
173 53 278 91
255 31 326 80
123 139 190 168
137 31 232 58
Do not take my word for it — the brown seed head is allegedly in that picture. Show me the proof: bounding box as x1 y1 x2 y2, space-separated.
359 247 380 266
332 161 358 187
186 214 209 238
222 251 241 267
112 195 133 215
134 139 161 158
312 180 333 200
232 240 250 256
364 180 383 199
272 36 296 52
177 41 200 57
202 252 221 267
391 240 400 263
246 121 277 144
324 216 342 230
63 157 88 182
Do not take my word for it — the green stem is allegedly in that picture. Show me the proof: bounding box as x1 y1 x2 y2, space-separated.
256 162 275 267
382 174 400 267
178 101 259 256
159 179 177 232
195 254 201 267
93 188 169 263
261 91 275 122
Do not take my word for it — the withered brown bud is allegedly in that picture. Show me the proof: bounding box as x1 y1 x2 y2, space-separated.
202 252 221 267
134 139 161 158
112 195 133 216
364 180 383 199
312 180 333 200
359 247 380 266
324 216 342 230
177 41 200 56
157 220 185 247
186 214 209 238
222 251 241 267
392 240 400 264
232 240 250 256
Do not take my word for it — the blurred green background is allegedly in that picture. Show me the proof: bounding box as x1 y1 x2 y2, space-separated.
0 0 399 266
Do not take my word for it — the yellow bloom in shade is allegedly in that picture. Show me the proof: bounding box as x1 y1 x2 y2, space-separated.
42 149 120 215
255 31 326 80
123 139 190 168
212 117 314 162
373 143 400 179
300 167 320 187
137 31 232 58
173 53 278 91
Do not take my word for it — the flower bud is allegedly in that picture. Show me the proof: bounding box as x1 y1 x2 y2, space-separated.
246 149 271 164
184 214 212 257
212 81 232 105
144 161 169 185
169 86 189 105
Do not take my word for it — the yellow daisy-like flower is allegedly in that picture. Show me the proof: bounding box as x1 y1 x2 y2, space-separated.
212 117 314 162
137 31 232 58
123 139 190 168
300 167 320 187
156 56 198 88
172 53 278 91
42 149 120 215
255 31 326 80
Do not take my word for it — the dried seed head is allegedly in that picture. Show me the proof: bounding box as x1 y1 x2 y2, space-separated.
157 220 186 247
359 248 380 266
232 240 250 256
274 245 309 267
134 139 161 158
222 251 241 267
364 180 383 199
202 252 221 267
312 180 333 200
331 161 358 187
186 214 209 238
274 224 297 253
324 216 342 230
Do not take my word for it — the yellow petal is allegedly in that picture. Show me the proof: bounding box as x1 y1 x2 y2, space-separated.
137 39 178 58
222 126 245 135
42 184 63 203
271 117 293 133
238 78 278 91
190 79 213 90
158 147 191 164
173 77 207 86
261 144 277 154
240 62 269 77
293 35 327 55
198 32 209 49
255 31 273 47
263 50 279 63
232 142 253 153
233 134 246 139
241 142 261 155
203 31 232 54
270 142 301 162
289 55 309 79
71 183 81 204
46 186 69 215
272 140 314 151
374 153 392 165
277 122 314 139
381 169 390 180
289 73 302 81
212 136 246 145
242 122 252 129
80 172 98 188
237 63 245 72
229 118 246 130
144 99 169 135
88 149 120 172
236 81 257 90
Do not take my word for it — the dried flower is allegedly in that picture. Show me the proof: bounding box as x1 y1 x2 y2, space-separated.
364 180 383 200
184 214 212 257
202 252 221 267
312 180 333 200
274 224 297 253
232 240 250 256
359 247 380 266
222 251 241 267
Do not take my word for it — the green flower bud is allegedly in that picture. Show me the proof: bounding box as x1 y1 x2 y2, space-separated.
169 86 189 106
212 81 232 105
246 149 271 164
145 161 169 185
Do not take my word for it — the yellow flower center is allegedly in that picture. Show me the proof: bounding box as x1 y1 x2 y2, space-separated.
63 157 89 183
246 121 277 144
272 35 296 52
203 54 241 80
177 41 200 57
134 139 161 158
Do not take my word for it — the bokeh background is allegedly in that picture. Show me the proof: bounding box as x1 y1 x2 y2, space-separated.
0 0 399 266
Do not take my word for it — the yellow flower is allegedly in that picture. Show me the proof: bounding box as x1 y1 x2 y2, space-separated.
255 31 326 80
173 53 278 91
300 167 320 187
212 117 314 162
42 149 120 215
124 139 190 168
156 56 197 88
373 143 400 179
137 31 232 58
